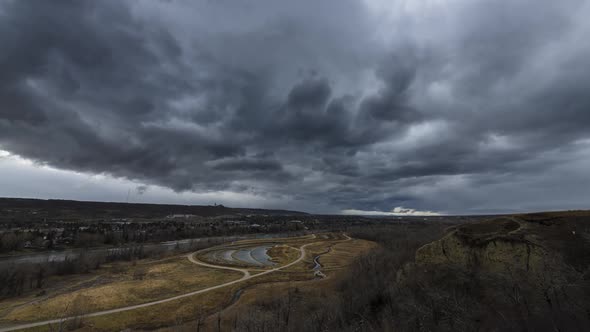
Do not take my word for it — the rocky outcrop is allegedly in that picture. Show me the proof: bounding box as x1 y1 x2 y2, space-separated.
416 230 546 274
396 212 590 331
415 216 583 284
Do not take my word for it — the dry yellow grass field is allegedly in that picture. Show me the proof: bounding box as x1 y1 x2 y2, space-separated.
267 245 299 265
0 234 376 331
158 237 377 332
0 258 241 323
320 238 377 271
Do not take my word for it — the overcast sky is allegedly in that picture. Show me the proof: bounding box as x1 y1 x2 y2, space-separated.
1 0 589 215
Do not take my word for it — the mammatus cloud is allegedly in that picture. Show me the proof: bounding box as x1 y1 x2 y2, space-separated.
1 0 590 214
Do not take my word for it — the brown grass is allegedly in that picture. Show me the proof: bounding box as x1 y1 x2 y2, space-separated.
1 234 376 331
153 236 378 332
1 258 241 323
267 245 299 265
320 238 377 271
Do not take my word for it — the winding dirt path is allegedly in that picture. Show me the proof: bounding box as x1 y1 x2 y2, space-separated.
0 234 351 332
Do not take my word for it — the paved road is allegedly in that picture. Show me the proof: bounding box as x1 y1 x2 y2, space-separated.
0 234 350 332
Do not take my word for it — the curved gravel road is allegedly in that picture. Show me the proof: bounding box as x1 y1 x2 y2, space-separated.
0 234 350 332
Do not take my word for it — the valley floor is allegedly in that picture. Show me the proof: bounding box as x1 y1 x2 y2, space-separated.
0 233 375 331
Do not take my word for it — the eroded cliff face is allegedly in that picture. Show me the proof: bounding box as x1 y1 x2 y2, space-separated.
414 217 579 282
394 213 590 331
416 230 548 275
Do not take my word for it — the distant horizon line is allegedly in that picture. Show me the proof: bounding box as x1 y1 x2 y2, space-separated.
0 195 585 217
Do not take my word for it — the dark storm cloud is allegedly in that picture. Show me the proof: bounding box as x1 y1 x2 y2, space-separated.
1 0 590 213
359 53 421 122
210 158 283 172
287 77 332 110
